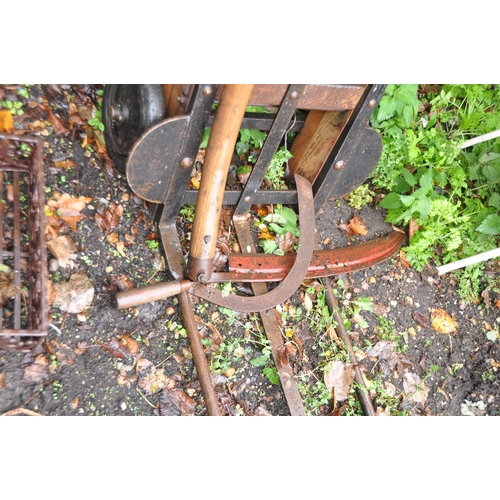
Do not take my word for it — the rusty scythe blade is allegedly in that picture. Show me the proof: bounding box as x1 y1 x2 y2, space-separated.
191 174 315 312
213 231 405 282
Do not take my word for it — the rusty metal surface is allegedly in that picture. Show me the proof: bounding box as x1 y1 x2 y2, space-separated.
178 291 222 416
191 175 315 313
0 133 48 352
126 85 216 207
232 212 306 415
224 231 405 281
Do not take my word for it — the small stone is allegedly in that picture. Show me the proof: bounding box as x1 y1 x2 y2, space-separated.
369 276 377 284
77 313 87 323
120 402 127 411
225 367 236 378
165 306 175 315
105 266 113 273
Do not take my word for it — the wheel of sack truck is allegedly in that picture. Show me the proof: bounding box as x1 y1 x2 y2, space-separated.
102 84 165 173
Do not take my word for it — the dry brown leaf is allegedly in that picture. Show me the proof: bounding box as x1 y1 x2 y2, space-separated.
22 355 49 384
47 235 78 269
348 215 368 236
0 372 6 390
430 308 458 335
54 159 75 170
409 219 419 240
258 226 275 240
159 388 196 416
45 107 69 135
110 274 135 292
195 315 224 344
0 270 16 305
324 360 355 401
0 110 14 133
103 335 139 359
95 202 120 233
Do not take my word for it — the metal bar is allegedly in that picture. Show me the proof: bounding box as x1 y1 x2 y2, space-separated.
235 84 305 215
232 217 306 416
158 215 221 416
0 172 3 330
323 277 376 416
13 171 21 329
178 290 221 416
182 188 299 206
226 232 405 281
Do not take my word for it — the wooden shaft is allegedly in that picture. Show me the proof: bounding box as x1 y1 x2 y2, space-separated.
187 84 254 282
112 279 192 309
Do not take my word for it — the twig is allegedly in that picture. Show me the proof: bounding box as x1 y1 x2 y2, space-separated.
1 408 42 416
155 353 174 368
136 387 157 409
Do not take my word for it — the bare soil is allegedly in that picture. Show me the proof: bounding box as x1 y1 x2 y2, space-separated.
1 84 499 417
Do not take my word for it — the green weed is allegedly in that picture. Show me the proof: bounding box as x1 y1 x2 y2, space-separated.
371 84 500 302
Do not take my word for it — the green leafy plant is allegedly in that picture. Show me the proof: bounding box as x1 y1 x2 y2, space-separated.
371 84 500 301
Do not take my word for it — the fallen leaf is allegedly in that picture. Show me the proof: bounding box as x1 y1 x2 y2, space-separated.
348 215 368 236
53 159 75 170
323 360 355 401
138 366 172 395
103 334 139 359
53 271 94 313
159 388 196 416
430 308 458 335
45 107 69 135
0 270 16 305
403 372 428 404
412 311 427 327
0 110 14 133
0 373 5 389
22 355 49 383
408 219 419 240
47 235 78 269
110 274 135 292
95 202 120 233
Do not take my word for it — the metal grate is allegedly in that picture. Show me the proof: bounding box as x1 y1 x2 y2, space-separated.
0 133 48 352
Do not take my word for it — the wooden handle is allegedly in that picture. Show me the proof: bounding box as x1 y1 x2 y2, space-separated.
187 84 254 282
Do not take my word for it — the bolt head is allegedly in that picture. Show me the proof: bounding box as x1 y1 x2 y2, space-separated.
368 99 377 108
202 85 213 96
244 196 251 203
290 91 299 99
334 161 344 170
180 157 194 169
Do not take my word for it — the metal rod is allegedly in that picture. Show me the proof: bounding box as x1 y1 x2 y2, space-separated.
323 277 376 416
178 290 221 416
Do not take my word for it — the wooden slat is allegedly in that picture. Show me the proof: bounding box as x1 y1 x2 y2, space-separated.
287 109 351 183
215 84 366 111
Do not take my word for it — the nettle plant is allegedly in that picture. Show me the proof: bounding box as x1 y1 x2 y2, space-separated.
371 84 500 301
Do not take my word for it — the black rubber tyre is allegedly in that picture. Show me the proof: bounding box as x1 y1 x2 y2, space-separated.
102 84 165 173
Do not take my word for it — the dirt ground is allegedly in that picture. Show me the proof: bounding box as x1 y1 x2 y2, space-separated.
1 84 499 417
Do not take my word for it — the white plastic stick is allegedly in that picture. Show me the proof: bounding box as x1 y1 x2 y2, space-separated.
436 247 500 274
460 129 500 149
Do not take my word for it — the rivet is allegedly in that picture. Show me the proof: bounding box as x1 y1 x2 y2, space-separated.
334 161 344 170
180 157 194 169
244 196 251 203
202 85 213 96
368 99 377 108
177 94 187 104
290 91 298 99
